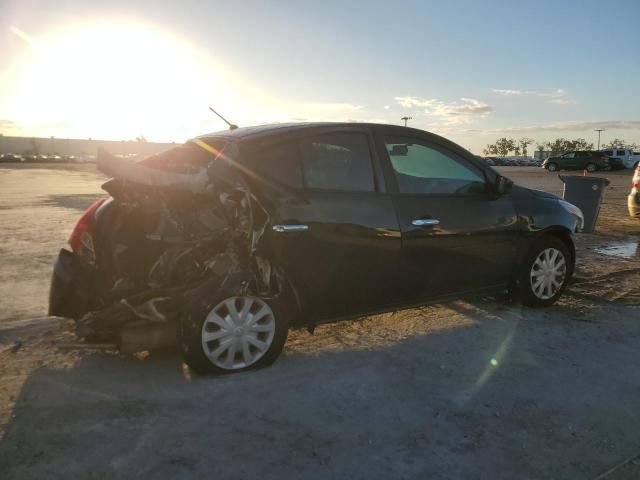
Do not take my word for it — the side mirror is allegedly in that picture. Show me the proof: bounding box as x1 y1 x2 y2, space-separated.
494 175 513 197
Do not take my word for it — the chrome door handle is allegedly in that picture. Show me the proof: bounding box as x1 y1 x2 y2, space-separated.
411 218 440 226
272 224 309 233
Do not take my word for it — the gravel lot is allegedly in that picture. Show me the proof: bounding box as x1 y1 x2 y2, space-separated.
0 164 638 479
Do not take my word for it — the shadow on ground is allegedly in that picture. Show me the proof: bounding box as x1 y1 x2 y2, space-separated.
1 300 639 480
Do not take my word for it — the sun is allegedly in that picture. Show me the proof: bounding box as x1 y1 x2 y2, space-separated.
4 21 259 141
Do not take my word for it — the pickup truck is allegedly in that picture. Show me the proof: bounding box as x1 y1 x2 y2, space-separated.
601 148 640 169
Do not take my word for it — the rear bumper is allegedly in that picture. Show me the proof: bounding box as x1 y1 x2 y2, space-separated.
629 193 640 218
48 249 95 318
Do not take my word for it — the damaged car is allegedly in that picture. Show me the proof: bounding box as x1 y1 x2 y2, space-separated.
49 123 583 374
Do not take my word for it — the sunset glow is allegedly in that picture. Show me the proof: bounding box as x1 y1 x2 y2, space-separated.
2 21 266 141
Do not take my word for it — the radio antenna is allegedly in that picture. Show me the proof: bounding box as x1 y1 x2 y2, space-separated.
209 106 238 130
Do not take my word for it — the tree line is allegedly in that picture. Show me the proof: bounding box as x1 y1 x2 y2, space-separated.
483 137 639 156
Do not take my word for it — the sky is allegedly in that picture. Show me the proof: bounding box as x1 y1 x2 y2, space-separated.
0 0 639 153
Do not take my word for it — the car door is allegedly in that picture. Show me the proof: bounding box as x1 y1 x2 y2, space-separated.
376 131 520 302
248 128 403 321
560 152 576 168
575 151 591 169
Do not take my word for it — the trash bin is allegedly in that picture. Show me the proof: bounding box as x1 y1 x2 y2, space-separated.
559 175 610 233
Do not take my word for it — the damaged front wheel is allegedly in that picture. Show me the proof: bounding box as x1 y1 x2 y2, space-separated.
182 295 288 374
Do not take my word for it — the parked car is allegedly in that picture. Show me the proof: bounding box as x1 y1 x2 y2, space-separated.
629 163 640 217
542 151 610 172
49 123 583 374
0 153 23 163
601 148 640 169
484 156 502 166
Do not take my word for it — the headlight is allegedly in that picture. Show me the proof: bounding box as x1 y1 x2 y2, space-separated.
558 199 584 232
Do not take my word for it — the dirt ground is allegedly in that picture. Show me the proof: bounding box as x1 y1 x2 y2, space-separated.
0 164 638 479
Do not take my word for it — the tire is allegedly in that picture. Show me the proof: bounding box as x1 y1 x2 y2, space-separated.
586 163 597 172
546 162 558 172
181 294 289 375
514 236 572 308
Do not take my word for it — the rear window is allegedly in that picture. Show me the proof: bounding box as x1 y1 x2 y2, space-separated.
299 132 375 192
137 140 227 173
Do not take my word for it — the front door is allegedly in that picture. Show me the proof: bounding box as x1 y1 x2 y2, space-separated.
377 132 520 302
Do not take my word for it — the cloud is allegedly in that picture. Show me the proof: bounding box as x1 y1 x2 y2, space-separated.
0 120 17 129
462 120 640 135
394 96 492 124
491 88 575 105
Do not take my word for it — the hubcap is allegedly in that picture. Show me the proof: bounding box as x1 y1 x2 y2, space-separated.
201 296 276 370
530 248 567 300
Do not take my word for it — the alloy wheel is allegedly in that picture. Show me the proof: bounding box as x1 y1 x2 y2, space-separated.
530 248 567 300
201 296 276 370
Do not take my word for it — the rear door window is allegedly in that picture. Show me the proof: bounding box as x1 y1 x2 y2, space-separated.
299 132 375 191
245 141 303 189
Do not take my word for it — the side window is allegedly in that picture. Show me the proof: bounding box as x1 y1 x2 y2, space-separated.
384 136 485 194
575 151 588 158
562 152 575 159
603 150 613 156
245 141 302 189
616 149 627 156
299 132 375 191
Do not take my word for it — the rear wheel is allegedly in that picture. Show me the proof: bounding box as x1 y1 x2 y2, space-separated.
546 162 558 172
182 295 289 375
586 163 597 172
514 236 571 308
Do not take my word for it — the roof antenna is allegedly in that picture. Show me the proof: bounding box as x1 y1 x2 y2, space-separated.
209 106 238 130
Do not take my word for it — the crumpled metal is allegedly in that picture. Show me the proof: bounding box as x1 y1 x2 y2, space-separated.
76 144 281 341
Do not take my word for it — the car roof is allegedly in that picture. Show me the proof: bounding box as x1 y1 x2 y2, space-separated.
193 122 429 142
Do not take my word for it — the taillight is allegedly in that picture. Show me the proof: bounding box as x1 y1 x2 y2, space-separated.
68 198 108 254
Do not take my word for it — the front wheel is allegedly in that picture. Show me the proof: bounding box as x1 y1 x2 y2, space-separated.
546 162 558 172
514 236 572 308
182 295 289 375
586 163 597 172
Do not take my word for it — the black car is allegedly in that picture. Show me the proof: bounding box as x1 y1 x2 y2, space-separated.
49 123 583 374
541 151 610 172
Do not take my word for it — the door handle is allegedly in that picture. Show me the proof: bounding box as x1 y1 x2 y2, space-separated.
411 218 440 227
272 224 309 233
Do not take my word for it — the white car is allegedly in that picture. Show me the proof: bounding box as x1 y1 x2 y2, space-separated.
601 148 640 169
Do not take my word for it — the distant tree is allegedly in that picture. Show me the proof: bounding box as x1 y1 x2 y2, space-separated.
542 138 594 154
483 137 517 156
518 137 534 156
136 135 147 143
600 138 639 150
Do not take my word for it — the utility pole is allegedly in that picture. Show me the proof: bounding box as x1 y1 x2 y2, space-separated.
594 129 605 151
401 116 412 127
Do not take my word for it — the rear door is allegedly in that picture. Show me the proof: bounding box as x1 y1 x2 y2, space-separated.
561 152 577 168
376 130 519 301
247 127 403 321
575 151 591 168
